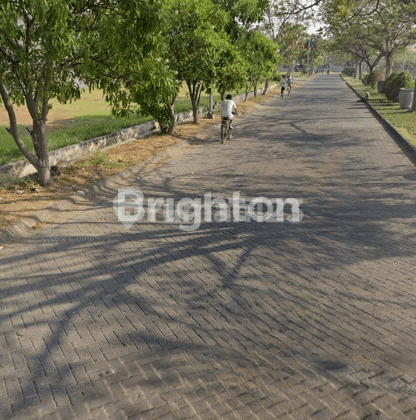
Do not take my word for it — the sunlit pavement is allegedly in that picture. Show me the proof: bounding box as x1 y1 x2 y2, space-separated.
2 74 416 420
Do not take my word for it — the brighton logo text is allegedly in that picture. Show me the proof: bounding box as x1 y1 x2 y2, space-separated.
113 190 303 231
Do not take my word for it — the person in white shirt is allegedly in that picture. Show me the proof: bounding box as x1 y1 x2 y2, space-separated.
221 94 237 129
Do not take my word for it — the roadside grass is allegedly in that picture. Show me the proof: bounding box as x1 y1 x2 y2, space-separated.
0 114 153 166
292 72 312 78
0 85 257 166
0 89 154 166
0 132 34 166
343 76 416 147
74 150 134 170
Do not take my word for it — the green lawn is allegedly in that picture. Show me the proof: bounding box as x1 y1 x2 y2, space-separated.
0 90 155 166
0 86 255 166
343 76 416 147
0 113 156 166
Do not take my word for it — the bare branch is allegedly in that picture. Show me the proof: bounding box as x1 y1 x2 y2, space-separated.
0 80 38 167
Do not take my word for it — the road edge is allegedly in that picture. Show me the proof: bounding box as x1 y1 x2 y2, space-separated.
342 76 416 166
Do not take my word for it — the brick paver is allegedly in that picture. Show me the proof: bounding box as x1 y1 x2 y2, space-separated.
1 75 416 420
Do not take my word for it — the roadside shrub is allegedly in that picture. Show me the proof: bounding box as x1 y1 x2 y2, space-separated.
362 73 370 86
364 69 385 89
343 67 355 76
384 71 413 102
382 72 398 96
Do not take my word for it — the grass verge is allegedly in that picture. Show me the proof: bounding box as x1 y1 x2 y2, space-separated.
0 85 266 166
343 76 416 147
0 113 156 166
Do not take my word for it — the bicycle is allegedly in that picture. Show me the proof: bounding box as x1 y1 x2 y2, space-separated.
220 117 233 143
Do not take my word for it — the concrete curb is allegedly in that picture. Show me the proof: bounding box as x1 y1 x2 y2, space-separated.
343 77 416 166
0 112 195 181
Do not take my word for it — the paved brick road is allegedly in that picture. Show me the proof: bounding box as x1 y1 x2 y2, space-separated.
2 75 416 420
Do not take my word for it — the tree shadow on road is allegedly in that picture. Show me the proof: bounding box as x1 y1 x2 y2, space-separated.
2 80 416 418
2 173 416 418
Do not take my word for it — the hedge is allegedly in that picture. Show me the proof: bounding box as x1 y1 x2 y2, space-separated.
384 71 413 102
363 69 385 89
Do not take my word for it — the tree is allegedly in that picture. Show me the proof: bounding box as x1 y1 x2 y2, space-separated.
323 0 416 79
213 0 270 40
263 0 315 41
238 31 280 100
166 0 232 124
262 0 315 90
0 0 161 185
304 36 326 74
100 56 181 135
82 0 182 135
395 47 416 76
92 27 180 135
327 23 385 73
278 23 308 74
214 44 247 100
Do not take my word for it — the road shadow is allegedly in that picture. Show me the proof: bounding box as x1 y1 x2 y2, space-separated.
2 73 416 419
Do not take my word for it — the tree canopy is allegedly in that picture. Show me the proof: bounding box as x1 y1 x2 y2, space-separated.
0 0 162 185
4 0 415 185
322 0 416 78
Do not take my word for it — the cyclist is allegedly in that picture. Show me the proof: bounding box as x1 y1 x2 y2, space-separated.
280 77 286 97
221 94 237 130
287 76 293 94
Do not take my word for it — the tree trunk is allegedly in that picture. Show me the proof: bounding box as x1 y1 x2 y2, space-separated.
37 164 52 186
187 81 202 124
167 100 176 134
262 79 269 95
207 87 213 118
191 97 199 124
411 77 416 112
0 80 51 186
368 53 384 72
28 122 51 185
28 103 52 186
244 85 249 102
385 50 395 79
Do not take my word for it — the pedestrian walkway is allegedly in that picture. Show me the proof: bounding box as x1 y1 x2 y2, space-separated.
2 75 416 420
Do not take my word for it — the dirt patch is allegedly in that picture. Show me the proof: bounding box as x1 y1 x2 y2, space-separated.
0 90 280 232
